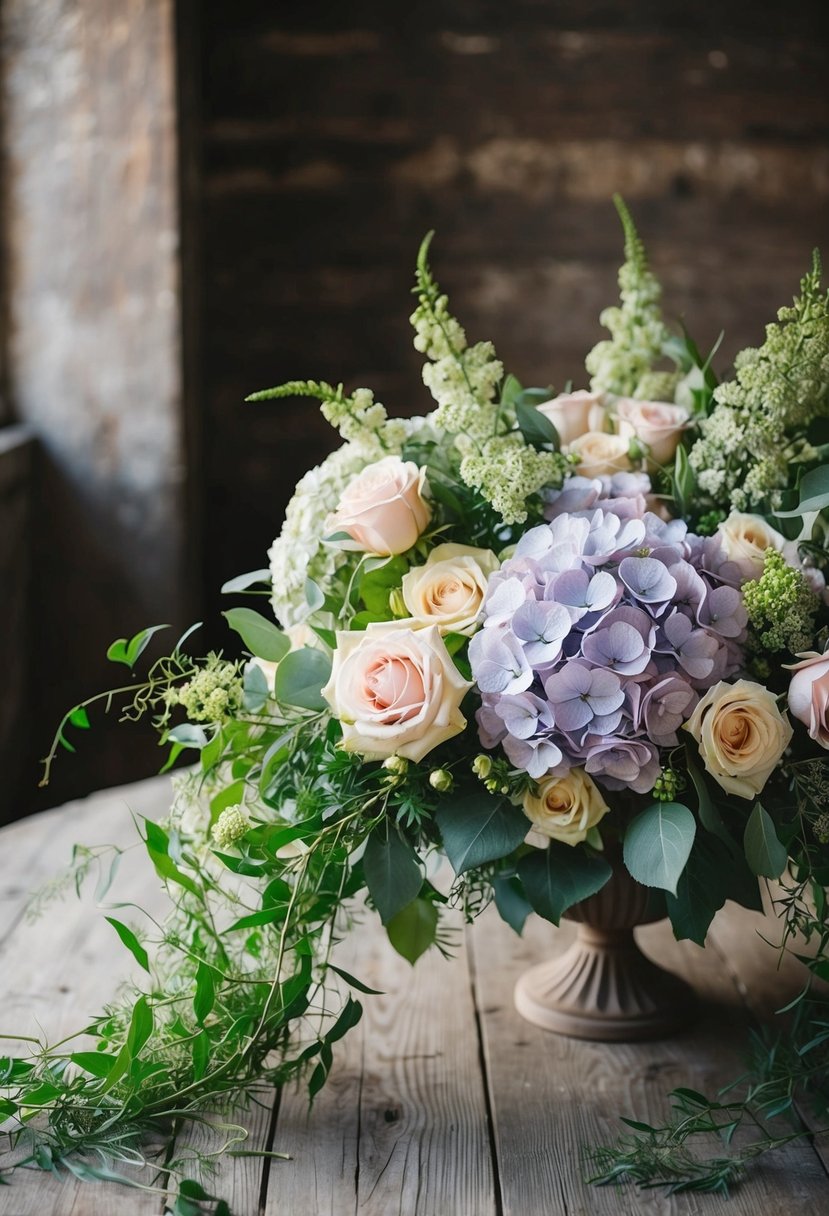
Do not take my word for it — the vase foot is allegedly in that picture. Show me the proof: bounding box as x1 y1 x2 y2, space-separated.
514 932 696 1042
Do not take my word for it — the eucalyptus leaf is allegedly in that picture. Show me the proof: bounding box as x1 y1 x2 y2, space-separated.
517 844 612 925
492 873 533 936
223 607 290 662
436 791 529 875
623 803 696 896
774 463 829 517
362 828 423 924
275 648 332 711
221 568 271 594
744 804 788 878
515 394 559 449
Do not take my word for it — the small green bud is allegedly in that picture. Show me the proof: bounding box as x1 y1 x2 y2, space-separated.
429 768 454 793
382 754 409 776
472 754 493 779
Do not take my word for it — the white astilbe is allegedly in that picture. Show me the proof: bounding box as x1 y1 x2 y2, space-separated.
585 196 671 398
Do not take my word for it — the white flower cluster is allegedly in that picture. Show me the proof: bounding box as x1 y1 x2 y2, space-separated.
459 435 572 525
585 200 671 398
320 386 410 455
689 253 829 512
412 293 503 443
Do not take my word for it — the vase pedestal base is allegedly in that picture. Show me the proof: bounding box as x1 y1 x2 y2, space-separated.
514 925 696 1042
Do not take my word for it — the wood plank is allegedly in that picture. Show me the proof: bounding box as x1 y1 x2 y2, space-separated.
0 778 173 1214
470 907 827 1216
266 905 496 1216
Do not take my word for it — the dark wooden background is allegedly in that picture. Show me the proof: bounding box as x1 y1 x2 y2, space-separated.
2 0 828 819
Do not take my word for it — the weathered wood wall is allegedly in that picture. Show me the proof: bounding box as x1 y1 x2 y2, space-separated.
196 0 829 626
1 0 188 813
0 428 33 824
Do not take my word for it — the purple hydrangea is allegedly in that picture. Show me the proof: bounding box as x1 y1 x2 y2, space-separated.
469 487 747 795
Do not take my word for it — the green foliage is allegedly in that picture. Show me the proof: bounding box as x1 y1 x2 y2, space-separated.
222 607 290 663
517 844 612 925
623 803 696 896
744 804 788 878
362 827 423 924
386 898 439 964
274 648 331 711
436 791 529 875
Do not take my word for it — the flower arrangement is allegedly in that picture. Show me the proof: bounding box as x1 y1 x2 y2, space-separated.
4 198 829 1202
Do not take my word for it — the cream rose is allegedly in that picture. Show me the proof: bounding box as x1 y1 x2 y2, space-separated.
400 543 500 636
787 646 829 749
321 623 472 762
566 428 633 478
326 456 431 556
535 390 604 447
717 513 787 581
684 679 793 800
522 768 610 846
614 398 690 470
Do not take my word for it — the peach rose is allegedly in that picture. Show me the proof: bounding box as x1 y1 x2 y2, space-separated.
326 456 431 556
522 768 610 846
535 390 604 447
566 428 633 478
400 543 500 636
614 398 690 470
787 646 829 749
321 623 472 761
716 513 787 581
684 679 793 800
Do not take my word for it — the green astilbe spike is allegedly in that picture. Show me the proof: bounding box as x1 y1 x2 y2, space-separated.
585 196 672 398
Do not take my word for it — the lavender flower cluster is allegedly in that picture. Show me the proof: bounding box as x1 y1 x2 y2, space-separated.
469 476 748 794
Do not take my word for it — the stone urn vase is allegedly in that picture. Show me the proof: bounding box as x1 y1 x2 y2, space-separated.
514 859 696 1041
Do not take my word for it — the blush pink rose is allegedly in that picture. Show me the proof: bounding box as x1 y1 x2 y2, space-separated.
787 647 829 749
536 390 604 447
321 623 472 761
615 398 690 470
327 456 431 555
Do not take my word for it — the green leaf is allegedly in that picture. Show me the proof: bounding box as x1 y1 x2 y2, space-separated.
126 995 154 1058
165 723 208 750
243 660 270 710
362 828 423 924
0 1097 18 1119
223 607 290 662
386 898 438 964
275 648 332 711
194 962 216 1024
436 792 529 875
304 578 326 613
744 804 788 878
70 1051 118 1078
328 964 384 995
500 372 523 406
517 844 612 925
105 917 150 973
106 624 169 668
221 568 271 594
686 752 734 849
665 835 732 945
623 803 696 896
515 393 559 449
359 556 408 615
492 873 532 936
191 1029 209 1081
143 819 202 898
774 463 829 517
68 706 90 730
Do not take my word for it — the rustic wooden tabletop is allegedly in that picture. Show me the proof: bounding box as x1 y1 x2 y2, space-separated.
0 777 826 1215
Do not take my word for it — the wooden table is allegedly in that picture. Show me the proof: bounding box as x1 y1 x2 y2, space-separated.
0 778 826 1215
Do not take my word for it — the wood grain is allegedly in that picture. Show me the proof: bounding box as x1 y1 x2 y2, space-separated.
470 908 827 1216
267 904 496 1216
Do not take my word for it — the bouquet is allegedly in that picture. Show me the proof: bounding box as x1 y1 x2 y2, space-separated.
4 198 829 1201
